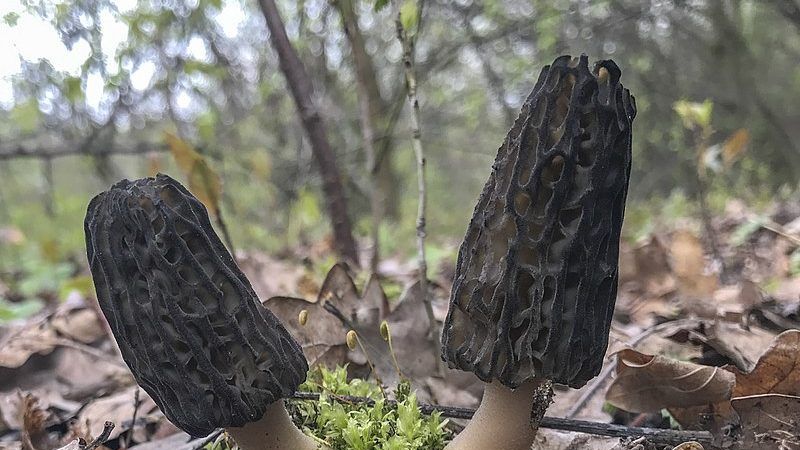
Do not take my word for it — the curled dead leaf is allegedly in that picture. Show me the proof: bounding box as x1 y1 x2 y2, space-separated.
672 442 704 450
51 309 104 344
606 348 735 412
729 329 800 397
0 323 58 368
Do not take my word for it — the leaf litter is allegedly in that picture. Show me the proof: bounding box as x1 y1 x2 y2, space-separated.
2 199 800 449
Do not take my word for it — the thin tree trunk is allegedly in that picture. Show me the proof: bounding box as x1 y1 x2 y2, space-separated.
257 0 359 265
335 0 384 273
335 0 401 221
395 1 438 349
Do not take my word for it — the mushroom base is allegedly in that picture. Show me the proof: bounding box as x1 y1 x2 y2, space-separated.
444 378 551 450
226 400 325 450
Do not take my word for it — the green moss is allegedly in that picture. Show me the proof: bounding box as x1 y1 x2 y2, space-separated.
205 366 451 450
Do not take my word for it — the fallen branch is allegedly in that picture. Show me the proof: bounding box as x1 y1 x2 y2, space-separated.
0 142 168 160
84 421 114 450
289 391 712 445
760 219 800 247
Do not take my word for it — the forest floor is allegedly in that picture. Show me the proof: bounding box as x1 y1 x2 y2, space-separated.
1 197 799 450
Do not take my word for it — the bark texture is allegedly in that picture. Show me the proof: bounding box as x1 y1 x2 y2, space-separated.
258 0 359 265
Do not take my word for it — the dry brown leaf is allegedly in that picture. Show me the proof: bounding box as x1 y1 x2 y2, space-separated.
164 132 222 217
684 322 776 372
18 392 54 450
362 274 390 319
262 296 347 368
317 263 361 319
732 393 800 435
237 251 309 299
634 236 677 296
533 429 622 450
672 442 704 450
606 348 735 412
77 387 158 441
51 309 105 344
0 323 58 368
670 329 800 432
127 432 205 450
383 280 439 381
670 230 718 299
730 329 800 397
54 440 82 450
721 129 749 168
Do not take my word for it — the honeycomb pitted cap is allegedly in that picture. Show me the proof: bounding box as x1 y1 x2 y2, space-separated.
85 173 308 436
441 55 636 389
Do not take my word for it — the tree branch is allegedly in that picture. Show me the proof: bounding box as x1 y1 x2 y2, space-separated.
0 142 168 160
289 392 713 445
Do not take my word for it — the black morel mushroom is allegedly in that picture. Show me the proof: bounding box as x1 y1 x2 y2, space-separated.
441 55 636 450
85 174 324 450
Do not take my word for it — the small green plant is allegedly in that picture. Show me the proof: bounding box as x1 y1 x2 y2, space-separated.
205 366 450 450
294 366 450 450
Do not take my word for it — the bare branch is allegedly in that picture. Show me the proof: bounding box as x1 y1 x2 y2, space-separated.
0 142 168 161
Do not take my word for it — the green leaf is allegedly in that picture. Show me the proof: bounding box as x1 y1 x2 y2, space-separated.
3 12 20 27
0 298 44 323
790 249 800 276
10 99 41 134
673 99 713 130
400 0 417 33
731 218 764 246
64 76 84 103
373 0 390 12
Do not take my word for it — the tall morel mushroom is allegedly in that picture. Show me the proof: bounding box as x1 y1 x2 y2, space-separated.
441 55 636 450
85 174 323 450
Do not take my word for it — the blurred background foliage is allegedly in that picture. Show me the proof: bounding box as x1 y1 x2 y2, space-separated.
1 0 799 320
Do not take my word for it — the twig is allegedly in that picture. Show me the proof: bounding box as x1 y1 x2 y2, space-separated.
191 429 224 450
123 389 142 449
759 220 800 247
565 318 703 418
395 0 437 349
288 392 712 445
0 142 168 160
53 338 126 367
84 421 114 450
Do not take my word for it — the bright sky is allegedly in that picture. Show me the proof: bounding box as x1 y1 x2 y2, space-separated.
0 0 246 109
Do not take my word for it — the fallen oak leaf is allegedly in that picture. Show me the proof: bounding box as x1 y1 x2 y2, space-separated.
728 329 800 397
606 349 735 413
669 330 800 433
262 296 348 368
731 393 800 436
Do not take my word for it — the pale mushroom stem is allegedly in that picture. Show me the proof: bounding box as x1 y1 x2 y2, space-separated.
445 378 553 450
226 400 325 450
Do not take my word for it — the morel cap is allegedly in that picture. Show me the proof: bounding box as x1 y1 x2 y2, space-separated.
85 174 308 436
441 55 636 389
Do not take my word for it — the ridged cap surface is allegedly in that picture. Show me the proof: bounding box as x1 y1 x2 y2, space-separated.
85 173 308 436
441 55 636 389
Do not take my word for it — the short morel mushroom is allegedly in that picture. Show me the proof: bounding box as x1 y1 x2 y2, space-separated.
85 174 323 450
441 55 636 450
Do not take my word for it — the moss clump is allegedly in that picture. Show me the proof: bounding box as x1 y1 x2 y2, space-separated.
205 366 451 450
